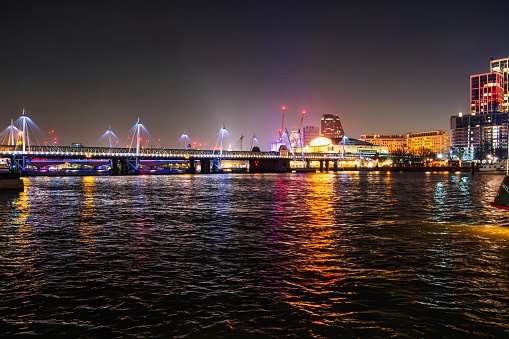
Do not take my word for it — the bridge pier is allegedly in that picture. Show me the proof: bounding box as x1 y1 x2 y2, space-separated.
110 158 119 175
200 159 211 174
318 160 330 172
187 158 196 174
120 159 128 175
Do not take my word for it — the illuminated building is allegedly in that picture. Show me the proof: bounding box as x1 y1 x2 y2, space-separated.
360 134 407 153
320 114 344 142
451 57 509 161
451 112 509 160
406 131 451 156
362 132 450 156
289 127 301 149
304 136 388 155
469 72 504 114
307 136 333 153
302 126 319 146
490 57 509 111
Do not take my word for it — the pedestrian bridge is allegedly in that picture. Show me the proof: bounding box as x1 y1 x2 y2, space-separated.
0 145 359 161
1 145 362 174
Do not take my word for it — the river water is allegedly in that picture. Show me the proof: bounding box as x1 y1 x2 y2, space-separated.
1 171 508 338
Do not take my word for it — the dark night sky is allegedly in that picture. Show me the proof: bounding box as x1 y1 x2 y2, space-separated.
1 0 508 150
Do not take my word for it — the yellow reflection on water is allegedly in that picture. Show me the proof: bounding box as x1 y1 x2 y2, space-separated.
76 176 97 255
12 177 30 229
81 176 96 217
446 223 509 240
286 174 346 314
11 180 33 256
7 177 46 296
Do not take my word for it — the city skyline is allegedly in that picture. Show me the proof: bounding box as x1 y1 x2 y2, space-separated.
1 1 508 150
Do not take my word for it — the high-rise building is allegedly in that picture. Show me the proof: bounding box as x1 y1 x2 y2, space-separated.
490 57 509 111
302 126 319 147
320 114 344 141
470 72 504 114
451 57 509 161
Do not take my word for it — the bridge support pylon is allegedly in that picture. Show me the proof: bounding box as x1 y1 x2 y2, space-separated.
200 159 211 174
120 159 128 175
110 158 119 175
186 158 196 174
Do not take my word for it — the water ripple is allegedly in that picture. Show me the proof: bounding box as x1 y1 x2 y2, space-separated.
1 172 509 337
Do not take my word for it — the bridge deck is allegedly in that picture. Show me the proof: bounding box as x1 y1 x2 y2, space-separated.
0 145 361 161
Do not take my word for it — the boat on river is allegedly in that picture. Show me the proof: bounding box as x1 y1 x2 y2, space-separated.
480 163 505 173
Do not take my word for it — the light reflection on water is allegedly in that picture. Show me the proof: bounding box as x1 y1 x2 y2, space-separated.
0 172 509 337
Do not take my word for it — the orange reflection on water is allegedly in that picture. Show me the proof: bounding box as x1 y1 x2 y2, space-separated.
11 179 33 251
7 177 46 297
76 176 98 255
285 173 347 315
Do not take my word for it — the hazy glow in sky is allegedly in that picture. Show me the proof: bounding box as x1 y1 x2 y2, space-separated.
1 1 508 150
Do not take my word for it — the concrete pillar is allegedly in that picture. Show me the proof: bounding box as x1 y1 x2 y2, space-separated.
201 159 210 174
110 158 119 175
319 160 324 172
120 159 128 175
325 160 329 172
187 158 196 174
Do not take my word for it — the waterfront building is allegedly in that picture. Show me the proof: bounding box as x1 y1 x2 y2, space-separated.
270 140 286 152
451 112 509 160
302 126 319 147
406 131 451 156
361 131 451 156
360 134 407 153
451 57 509 161
304 136 388 155
320 114 344 142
